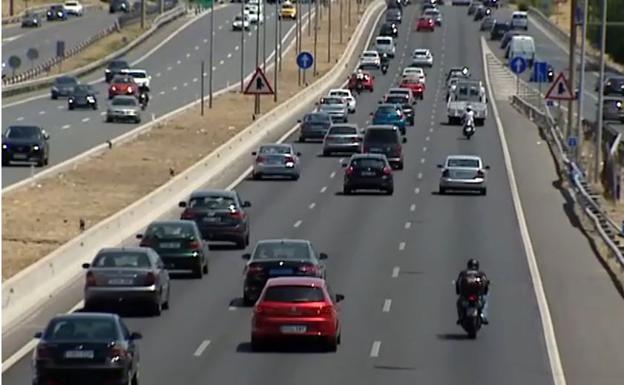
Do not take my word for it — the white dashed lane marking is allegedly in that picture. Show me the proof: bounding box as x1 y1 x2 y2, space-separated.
172 86 178 91
167 66 173 71
193 340 211 357
61 124 70 129
392 267 400 278
176 60 182 64
195 45 199 50
414 187 420 194
57 105 64 109
398 242 406 251
370 341 381 358
320 186 327 193
382 299 392 313
417 172 423 179
404 222 411 230
159 91 166 95
183 82 188 87
39 110 45 115
100 111 106 116
330 171 336 178
193 78 198 82
16 116 24 121
293 220 302 228
227 53 232 58
309 202 316 209
81 117 90 122
410 203 416 212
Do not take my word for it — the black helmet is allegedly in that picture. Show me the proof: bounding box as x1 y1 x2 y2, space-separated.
467 258 479 270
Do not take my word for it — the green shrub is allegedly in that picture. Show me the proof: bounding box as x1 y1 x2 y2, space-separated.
517 1 530 12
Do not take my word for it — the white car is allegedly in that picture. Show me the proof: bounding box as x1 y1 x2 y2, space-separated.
438 155 489 195
402 67 426 84
358 50 381 69
63 0 84 15
121 69 151 90
411 49 434 67
328 89 356 113
246 7 264 24
232 15 251 31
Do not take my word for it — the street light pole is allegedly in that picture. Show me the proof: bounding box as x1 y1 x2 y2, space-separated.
240 0 245 92
209 0 214 108
278 5 283 72
255 5 261 114
327 0 332 63
566 0 577 139
348 0 351 27
263 0 267 70
314 0 318 75
575 0 588 162
339 0 343 44
308 0 311 36
594 0 608 183
274 0 279 102
297 0 302 86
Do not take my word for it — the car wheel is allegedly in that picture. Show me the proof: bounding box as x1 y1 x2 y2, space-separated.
298 137 306 143
51 93 58 100
203 259 209 274
292 173 300 181
480 188 487 195
343 185 352 195
324 336 338 352
68 105 74 110
243 292 254 306
322 149 331 156
106 116 112 123
439 186 446 194
150 299 162 316
131 371 139 385
92 104 98 110
251 336 265 351
193 263 203 279
135 117 141 124
162 290 170 310
236 237 246 249
252 172 262 180
44 156 49 166
397 161 404 170
385 187 394 195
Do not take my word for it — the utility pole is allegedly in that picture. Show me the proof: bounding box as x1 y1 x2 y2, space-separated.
576 0 588 162
308 0 312 36
595 0 608 183
566 0 577 139
278 4 283 72
255 7 261 114
262 0 267 70
348 0 351 27
201 61 205 116
297 0 301 86
159 0 164 14
141 0 146 29
314 0 318 75
209 0 214 108
339 0 343 44
327 0 332 63
240 0 245 92
274 0 279 102
9 0 14 16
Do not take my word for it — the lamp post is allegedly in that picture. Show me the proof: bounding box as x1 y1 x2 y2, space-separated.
327 0 332 63
240 0 245 92
209 0 214 108
575 0 588 163
274 0 279 102
594 0 608 182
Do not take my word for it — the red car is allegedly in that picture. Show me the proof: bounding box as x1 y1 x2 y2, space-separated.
347 71 374 92
399 77 425 99
416 16 435 31
251 277 344 351
108 75 139 99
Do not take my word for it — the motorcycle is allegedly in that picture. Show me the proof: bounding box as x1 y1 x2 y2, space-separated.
381 63 388 74
547 67 554 82
459 294 483 339
355 79 364 94
462 118 475 139
138 92 149 110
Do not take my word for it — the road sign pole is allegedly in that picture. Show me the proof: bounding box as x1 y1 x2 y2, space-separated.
595 0 608 183
201 61 205 116
274 0 279 103
566 0 577 140
576 0 589 163
327 0 332 63
240 0 245 93
314 0 318 75
209 0 214 108
263 0 267 70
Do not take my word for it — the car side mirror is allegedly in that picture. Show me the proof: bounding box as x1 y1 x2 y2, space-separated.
402 137 407 143
341 162 348 168
319 252 328 260
485 165 491 169
437 164 443 168
378 100 382 104
297 119 302 123
34 331 42 339
136 234 143 239
296 152 302 156
242 253 251 260
130 332 142 340
178 201 187 208
243 201 251 207
82 263 91 269
43 133 50 140
335 294 345 302
251 151 257 156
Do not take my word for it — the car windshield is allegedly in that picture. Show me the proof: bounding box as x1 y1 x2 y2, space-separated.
128 72 146 78
362 52 377 58
263 286 325 302
424 10 439 16
376 38 392 45
304 114 329 123
365 129 398 142
604 99 623 109
113 76 134 84
73 85 92 94
56 77 77 85
329 91 349 98
252 242 311 261
234 15 246 21
93 251 151 268
259 145 291 155
145 223 195 239
44 317 118 341
322 97 343 104
189 195 236 209
455 85 481 101
5 126 40 139
352 158 385 168
329 126 357 135
111 98 137 106
447 158 480 168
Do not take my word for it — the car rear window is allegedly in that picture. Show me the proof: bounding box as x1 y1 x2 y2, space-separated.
413 50 428 56
322 97 343 104
111 98 137 106
304 113 329 123
608 78 624 87
329 126 357 135
189 195 236 209
263 286 325 302
145 223 195 239
352 158 385 169
259 145 291 154
376 37 392 44
252 242 311 261
129 72 146 78
512 13 527 19
56 76 77 84
448 158 480 168
110 61 128 69
385 95 408 104
45 318 119 341
365 129 398 142
93 252 151 268
604 99 623 108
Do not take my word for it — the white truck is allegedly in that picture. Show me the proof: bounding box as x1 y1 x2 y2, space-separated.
447 79 488 126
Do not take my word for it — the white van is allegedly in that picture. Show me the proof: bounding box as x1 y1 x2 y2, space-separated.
506 35 536 66
375 36 396 58
511 11 528 30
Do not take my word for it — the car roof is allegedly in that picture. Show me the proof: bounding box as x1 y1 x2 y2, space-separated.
265 276 326 287
603 96 624 102
255 238 311 246
388 87 409 92
330 123 358 128
446 155 482 161
97 246 150 254
190 189 237 198
51 312 120 322
350 153 387 160
260 143 293 150
305 111 330 117
149 220 197 227
329 88 351 94
367 124 398 130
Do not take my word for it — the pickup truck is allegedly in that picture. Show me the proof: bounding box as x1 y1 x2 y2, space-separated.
446 79 488 126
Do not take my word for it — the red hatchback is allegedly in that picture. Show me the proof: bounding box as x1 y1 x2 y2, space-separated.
399 77 425 99
416 16 435 31
251 277 344 351
347 71 375 92
108 75 139 99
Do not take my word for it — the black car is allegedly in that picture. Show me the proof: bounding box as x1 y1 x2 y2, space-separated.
51 75 78 99
379 22 399 38
483 0 499 8
500 31 520 49
46 5 67 20
362 125 406 169
242 239 328 305
480 16 495 31
490 21 510 40
68 85 98 110
298 112 332 142
474 6 486 21
178 189 251 248
2 125 50 167
383 94 414 125
602 97 624 122
342 153 394 195
33 313 141 385
387 0 403 10
598 75 624 95
105 59 130 83
421 3 435 12
386 8 402 23
21 12 42 27
110 0 131 13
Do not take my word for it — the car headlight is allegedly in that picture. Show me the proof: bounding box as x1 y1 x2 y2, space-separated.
33 145 40 151
127 87 133 93
105 69 111 73
52 86 58 91
68 98 74 103
87 96 95 102
2 144 7 149
111 86 117 91
57 11 63 16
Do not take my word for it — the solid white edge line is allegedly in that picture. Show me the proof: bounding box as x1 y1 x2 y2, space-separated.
193 340 211 357
481 37 567 385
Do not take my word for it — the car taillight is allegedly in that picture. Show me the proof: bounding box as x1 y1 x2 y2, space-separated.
36 344 53 359
284 155 294 163
317 305 334 316
383 166 392 175
127 87 133 93
181 209 194 219
345 166 355 176
110 346 126 358
139 238 152 247
298 264 319 276
362 145 369 153
144 272 156 286
246 265 264 276
230 210 243 219
255 155 265 163
442 169 449 177
111 86 117 91
355 137 363 142
189 241 201 250
86 272 97 287
476 170 485 178
254 304 267 314
467 294 478 302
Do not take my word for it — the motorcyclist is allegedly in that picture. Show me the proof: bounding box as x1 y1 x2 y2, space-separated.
381 53 389 73
547 65 555 82
455 259 490 325
462 105 475 128
138 89 149 109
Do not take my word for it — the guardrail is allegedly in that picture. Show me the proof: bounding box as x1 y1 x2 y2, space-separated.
2 3 103 25
2 3 188 96
1 0 386 333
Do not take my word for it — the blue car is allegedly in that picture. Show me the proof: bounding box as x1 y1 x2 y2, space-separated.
371 104 407 135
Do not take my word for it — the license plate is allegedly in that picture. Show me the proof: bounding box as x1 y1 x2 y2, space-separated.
13 153 27 159
280 325 307 334
107 278 133 285
65 350 94 359
360 171 376 176
269 268 293 276
159 242 180 249
203 216 221 223
369 147 382 153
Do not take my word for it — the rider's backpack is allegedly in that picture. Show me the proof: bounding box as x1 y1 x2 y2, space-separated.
460 271 485 296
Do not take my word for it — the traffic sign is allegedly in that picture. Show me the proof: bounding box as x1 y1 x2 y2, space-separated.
297 51 313 70
244 67 274 95
545 72 575 100
568 136 578 149
7 55 21 70
530 61 549 83
26 48 39 62
510 56 527 75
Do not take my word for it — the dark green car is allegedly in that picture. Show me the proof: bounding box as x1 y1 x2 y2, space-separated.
137 220 209 278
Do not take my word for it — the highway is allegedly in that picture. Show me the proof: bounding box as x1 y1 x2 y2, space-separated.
1 3 307 187
2 8 118 71
3 4 624 385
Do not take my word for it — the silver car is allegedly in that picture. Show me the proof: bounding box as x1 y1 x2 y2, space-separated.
423 8 442 25
358 50 381 69
251 143 301 180
438 155 490 195
106 95 141 123
411 49 434 67
82 247 171 316
328 88 356 113
318 96 349 123
322 124 363 156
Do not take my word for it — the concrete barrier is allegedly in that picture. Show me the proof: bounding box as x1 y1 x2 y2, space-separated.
1 0 386 332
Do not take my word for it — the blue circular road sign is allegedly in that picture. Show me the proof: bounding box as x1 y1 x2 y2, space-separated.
510 56 527 75
297 51 314 70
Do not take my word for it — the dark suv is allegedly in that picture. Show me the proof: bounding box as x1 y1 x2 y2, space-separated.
379 22 399 38
110 0 131 13
2 125 50 167
46 5 67 20
362 125 406 169
342 153 394 195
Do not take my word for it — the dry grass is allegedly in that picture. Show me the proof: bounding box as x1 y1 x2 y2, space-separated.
2 0 365 280
2 0 102 18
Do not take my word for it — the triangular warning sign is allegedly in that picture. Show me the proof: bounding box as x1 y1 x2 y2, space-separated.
545 72 575 100
244 67 274 95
